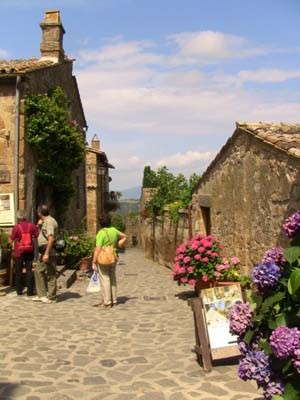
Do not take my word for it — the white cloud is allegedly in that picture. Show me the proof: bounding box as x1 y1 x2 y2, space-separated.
157 151 215 168
237 68 300 84
0 49 9 58
168 31 269 65
75 32 300 188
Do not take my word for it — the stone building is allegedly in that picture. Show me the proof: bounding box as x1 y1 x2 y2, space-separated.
85 135 115 236
191 122 300 274
0 10 87 228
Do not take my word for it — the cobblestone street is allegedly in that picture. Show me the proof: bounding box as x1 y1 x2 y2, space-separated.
0 248 263 400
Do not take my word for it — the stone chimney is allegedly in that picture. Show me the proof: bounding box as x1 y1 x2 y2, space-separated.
91 134 100 150
40 10 65 62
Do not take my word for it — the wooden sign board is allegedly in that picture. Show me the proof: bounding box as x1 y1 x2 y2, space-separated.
188 283 243 372
0 193 15 226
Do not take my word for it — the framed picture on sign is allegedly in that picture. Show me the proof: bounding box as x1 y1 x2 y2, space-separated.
201 284 243 349
0 193 15 226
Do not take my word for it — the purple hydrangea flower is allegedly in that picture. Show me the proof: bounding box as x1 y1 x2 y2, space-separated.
293 348 300 374
251 262 281 294
270 326 300 359
262 379 284 400
238 350 271 385
229 302 253 337
282 209 300 238
263 247 286 267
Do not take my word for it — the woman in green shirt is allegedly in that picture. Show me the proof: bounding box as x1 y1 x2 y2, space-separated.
92 215 126 309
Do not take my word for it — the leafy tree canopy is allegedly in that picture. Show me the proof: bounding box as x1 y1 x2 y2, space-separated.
143 166 200 221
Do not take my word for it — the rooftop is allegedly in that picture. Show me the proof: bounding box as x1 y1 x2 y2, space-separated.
237 121 300 158
0 58 57 75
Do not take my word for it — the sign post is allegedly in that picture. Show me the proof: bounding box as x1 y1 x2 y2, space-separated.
188 283 242 372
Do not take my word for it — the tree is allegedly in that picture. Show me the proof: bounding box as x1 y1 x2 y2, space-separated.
145 166 200 221
142 165 157 188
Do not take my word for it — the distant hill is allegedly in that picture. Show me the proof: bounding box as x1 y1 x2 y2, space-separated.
117 200 139 217
118 186 141 200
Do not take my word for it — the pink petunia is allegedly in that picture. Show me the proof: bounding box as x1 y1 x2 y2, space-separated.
202 257 209 263
206 250 212 256
212 252 219 257
198 247 205 253
202 275 209 282
183 256 191 263
188 279 196 286
181 277 188 283
194 254 201 260
187 266 194 273
214 271 222 277
215 264 225 271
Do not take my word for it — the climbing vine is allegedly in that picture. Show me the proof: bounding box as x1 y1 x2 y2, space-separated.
24 87 85 216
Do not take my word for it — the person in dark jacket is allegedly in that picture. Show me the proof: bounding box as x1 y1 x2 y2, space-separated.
10 210 39 296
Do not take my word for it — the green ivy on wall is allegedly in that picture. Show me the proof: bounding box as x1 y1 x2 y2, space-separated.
24 86 85 216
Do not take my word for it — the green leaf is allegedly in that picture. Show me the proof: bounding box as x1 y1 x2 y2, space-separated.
282 359 292 375
243 329 255 345
284 381 300 400
246 290 262 308
261 292 286 313
268 313 287 329
272 396 284 400
284 246 300 264
288 269 300 296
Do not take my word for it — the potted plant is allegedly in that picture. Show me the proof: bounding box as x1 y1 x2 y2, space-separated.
228 210 300 400
62 232 95 269
172 233 249 294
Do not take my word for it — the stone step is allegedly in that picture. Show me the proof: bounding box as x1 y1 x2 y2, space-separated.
57 268 77 289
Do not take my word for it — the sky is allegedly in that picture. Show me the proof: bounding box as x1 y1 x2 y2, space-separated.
1 0 300 190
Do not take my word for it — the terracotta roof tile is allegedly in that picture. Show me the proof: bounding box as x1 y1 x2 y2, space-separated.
0 58 55 74
237 122 300 158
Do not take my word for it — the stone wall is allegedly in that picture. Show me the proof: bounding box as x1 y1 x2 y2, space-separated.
192 131 300 274
0 82 15 199
139 189 190 268
0 63 86 229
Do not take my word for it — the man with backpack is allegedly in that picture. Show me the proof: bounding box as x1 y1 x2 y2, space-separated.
10 210 39 296
32 204 58 304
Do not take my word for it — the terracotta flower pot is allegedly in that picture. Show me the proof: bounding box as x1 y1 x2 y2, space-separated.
215 281 237 287
79 257 92 271
194 279 215 296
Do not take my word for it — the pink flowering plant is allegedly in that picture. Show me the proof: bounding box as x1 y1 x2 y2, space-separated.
228 209 300 400
172 233 244 286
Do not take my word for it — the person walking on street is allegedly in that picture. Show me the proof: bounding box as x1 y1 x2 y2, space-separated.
33 205 58 304
92 215 126 309
10 210 39 296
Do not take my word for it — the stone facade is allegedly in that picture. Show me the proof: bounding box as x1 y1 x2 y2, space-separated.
139 122 300 274
192 122 300 274
0 11 87 229
85 135 114 236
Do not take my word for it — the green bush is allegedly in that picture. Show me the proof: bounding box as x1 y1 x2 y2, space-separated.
111 213 126 232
